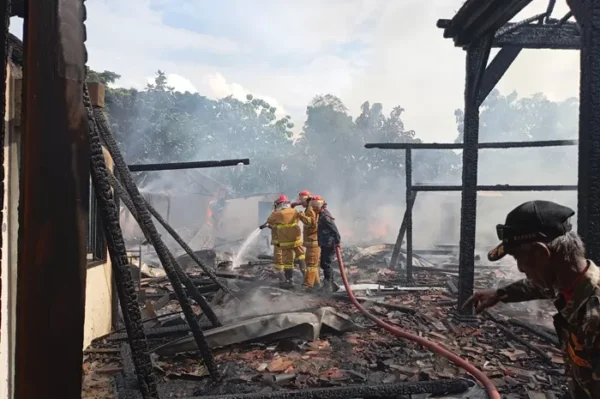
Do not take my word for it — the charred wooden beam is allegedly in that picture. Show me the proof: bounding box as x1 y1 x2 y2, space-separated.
128 158 250 172
438 19 581 49
566 0 585 25
477 47 522 107
413 185 577 192
569 0 600 261
493 22 580 49
365 139 578 150
544 0 557 22
441 0 532 46
464 0 533 45
389 191 417 272
15 0 89 398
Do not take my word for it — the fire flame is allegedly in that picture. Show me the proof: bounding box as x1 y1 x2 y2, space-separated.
206 196 216 227
368 221 389 240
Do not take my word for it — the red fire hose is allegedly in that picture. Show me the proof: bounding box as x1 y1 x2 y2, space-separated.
335 246 501 399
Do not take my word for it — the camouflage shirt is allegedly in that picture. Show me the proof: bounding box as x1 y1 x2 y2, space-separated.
499 261 600 398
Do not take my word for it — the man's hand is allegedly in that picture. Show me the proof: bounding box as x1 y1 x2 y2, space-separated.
463 289 502 314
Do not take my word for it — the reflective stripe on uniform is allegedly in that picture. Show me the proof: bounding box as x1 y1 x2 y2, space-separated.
306 266 319 270
280 239 303 247
297 254 306 260
274 264 284 271
275 222 298 228
304 240 319 248
282 264 295 270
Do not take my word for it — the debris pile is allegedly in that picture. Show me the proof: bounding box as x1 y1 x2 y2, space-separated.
85 243 566 398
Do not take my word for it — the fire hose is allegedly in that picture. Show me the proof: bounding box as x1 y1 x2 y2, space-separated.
334 246 501 399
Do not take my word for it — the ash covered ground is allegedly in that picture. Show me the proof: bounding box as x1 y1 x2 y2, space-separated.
83 243 566 399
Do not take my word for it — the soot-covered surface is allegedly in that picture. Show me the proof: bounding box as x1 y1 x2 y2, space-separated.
87 243 567 399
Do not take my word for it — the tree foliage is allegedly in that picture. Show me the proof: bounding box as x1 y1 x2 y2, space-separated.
98 69 578 198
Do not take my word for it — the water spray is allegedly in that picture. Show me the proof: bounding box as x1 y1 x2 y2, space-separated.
232 227 263 269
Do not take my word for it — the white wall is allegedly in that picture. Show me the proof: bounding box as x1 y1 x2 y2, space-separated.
0 63 21 399
82 146 114 349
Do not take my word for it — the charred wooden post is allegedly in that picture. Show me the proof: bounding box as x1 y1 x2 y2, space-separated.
477 47 522 107
389 190 417 272
15 0 89 397
405 149 414 280
128 158 250 172
569 0 600 261
457 35 492 318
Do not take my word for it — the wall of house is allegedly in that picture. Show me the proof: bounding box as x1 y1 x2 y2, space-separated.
82 145 115 349
217 195 270 241
1 61 22 399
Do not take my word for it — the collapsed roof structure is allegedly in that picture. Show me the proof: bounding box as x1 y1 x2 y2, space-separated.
367 0 599 319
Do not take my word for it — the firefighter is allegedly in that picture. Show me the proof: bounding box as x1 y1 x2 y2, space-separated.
294 190 320 289
260 194 305 288
290 190 312 276
292 190 312 208
464 200 600 398
260 200 284 281
310 196 341 292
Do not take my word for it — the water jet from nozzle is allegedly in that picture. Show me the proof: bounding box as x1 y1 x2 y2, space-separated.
232 228 262 269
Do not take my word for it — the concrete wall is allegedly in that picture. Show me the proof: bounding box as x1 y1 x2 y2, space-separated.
83 256 113 348
82 146 114 349
0 62 22 399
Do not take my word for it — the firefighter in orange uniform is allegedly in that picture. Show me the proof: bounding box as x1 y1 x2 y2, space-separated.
260 194 306 288
265 200 284 281
293 190 321 289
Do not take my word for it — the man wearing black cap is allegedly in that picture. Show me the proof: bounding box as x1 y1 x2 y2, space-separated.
465 200 600 398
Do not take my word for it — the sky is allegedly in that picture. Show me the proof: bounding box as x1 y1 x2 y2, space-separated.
9 0 580 142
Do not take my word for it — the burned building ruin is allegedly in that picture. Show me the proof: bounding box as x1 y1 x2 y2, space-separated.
367 0 599 318
1 0 599 399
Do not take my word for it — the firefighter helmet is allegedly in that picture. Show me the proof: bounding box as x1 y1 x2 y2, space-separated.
310 195 325 208
298 190 311 199
275 194 288 203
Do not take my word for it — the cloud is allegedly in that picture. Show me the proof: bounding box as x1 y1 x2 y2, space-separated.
9 0 581 143
202 73 289 120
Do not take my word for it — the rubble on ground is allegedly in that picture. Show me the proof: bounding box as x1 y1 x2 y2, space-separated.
84 242 566 398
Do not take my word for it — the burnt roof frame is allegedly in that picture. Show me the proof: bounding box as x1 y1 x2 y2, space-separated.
364 0 596 319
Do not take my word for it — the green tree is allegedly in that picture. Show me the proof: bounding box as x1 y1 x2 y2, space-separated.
86 68 121 86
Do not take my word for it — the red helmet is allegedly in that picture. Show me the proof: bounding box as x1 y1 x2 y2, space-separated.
274 194 289 205
310 195 325 208
299 190 311 198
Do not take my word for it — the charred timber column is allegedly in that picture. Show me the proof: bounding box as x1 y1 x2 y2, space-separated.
457 36 491 317
405 148 413 281
569 0 600 261
15 1 89 398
